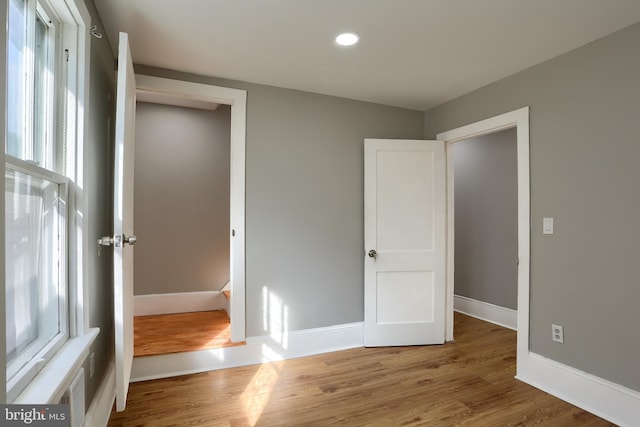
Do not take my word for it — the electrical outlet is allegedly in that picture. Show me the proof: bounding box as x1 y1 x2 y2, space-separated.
552 324 564 343
89 352 95 378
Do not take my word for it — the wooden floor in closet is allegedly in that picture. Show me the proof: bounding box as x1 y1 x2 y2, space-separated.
134 310 243 357
111 312 613 426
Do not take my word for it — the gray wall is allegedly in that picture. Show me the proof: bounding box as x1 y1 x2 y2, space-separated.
136 65 425 336
425 22 640 391
134 102 231 295
453 128 517 310
82 0 116 409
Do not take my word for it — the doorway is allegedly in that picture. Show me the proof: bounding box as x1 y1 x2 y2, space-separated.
133 75 247 352
450 127 518 329
437 107 530 378
132 100 235 357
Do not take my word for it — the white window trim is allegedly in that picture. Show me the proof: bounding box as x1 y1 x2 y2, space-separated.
1 0 8 405
40 0 91 340
5 157 70 403
5 0 98 404
13 329 98 404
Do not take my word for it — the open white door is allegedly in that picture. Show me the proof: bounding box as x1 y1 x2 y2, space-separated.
113 32 136 411
364 139 446 346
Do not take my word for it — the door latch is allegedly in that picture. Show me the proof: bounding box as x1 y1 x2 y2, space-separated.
97 234 137 256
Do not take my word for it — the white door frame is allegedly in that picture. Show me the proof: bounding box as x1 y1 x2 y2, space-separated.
135 75 247 342
436 106 529 377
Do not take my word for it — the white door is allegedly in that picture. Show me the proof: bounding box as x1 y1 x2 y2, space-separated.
364 139 446 346
113 32 136 412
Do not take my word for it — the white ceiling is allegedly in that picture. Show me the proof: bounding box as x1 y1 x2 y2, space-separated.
93 0 640 111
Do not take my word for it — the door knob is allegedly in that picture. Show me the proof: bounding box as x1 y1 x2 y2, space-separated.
97 234 137 247
368 249 377 259
97 236 114 246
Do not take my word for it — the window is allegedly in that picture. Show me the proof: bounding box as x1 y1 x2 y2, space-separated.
5 165 67 400
5 0 88 402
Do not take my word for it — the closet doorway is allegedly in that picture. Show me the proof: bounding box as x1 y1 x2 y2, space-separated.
131 76 247 358
437 107 530 379
450 127 518 330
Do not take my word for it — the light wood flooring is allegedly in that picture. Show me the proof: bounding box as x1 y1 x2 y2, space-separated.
111 313 613 426
134 310 243 357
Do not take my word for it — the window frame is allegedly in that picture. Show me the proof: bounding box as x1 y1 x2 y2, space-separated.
33 2 57 170
4 0 93 404
5 157 69 402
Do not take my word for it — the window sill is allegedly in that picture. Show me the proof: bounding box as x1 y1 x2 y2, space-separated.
13 328 99 404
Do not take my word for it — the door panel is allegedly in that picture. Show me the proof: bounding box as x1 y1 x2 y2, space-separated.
114 32 136 412
377 151 435 251
364 139 446 346
376 271 434 323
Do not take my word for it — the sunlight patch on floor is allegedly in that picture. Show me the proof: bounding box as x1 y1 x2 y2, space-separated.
241 359 283 426
202 329 232 349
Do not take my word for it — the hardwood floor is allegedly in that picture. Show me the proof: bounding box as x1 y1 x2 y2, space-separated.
110 313 613 426
134 310 243 357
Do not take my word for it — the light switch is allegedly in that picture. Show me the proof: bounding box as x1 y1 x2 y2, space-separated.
543 217 554 235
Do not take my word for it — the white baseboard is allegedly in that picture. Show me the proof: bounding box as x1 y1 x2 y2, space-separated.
221 290 230 318
454 294 517 330
131 321 364 382
134 291 226 316
82 361 115 427
517 352 640 427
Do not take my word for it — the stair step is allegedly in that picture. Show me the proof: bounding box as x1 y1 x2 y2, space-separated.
223 290 231 300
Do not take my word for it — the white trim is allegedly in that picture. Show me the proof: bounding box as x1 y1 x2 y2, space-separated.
454 295 517 330
48 0 93 338
0 0 7 401
52 0 91 337
134 291 227 316
437 106 530 379
82 361 115 427
14 328 98 404
517 352 640 427
134 75 247 343
222 291 231 317
73 0 92 337
131 322 364 382
444 140 455 342
221 282 231 316
136 76 246 106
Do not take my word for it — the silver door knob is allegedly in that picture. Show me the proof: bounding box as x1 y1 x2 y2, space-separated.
368 249 377 259
97 236 114 246
124 235 137 245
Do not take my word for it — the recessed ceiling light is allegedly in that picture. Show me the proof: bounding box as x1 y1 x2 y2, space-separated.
336 32 359 46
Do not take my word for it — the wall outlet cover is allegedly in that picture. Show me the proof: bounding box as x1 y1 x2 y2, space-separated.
552 324 564 343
